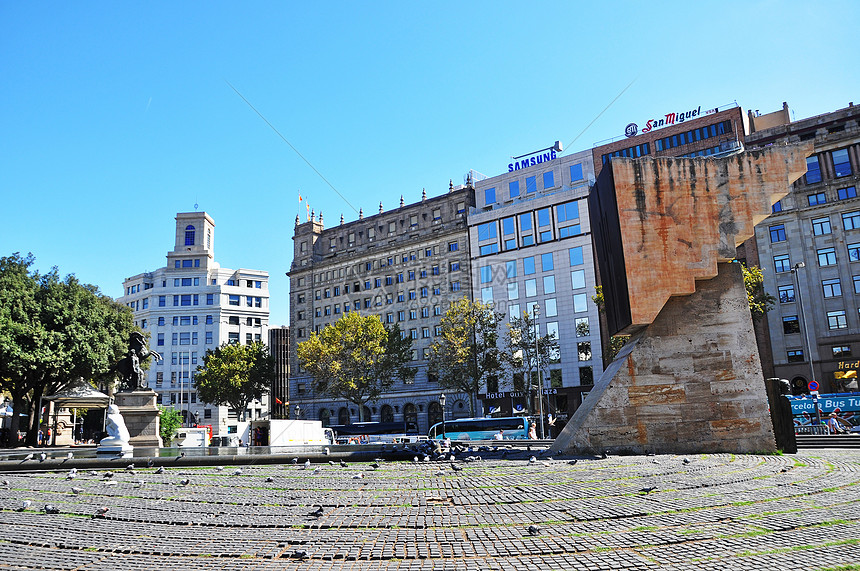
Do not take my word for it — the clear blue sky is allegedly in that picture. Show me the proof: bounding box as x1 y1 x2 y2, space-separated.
2 1 858 326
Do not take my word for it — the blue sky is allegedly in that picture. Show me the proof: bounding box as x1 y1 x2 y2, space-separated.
2 1 858 326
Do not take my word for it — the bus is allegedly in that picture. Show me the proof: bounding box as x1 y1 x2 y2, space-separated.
328 421 423 444
428 417 531 440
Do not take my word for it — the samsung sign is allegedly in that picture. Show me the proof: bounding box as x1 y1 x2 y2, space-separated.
624 105 719 138
508 141 563 172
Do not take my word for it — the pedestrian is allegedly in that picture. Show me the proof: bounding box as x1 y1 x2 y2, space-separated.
528 424 538 440
493 429 504 441
826 412 846 434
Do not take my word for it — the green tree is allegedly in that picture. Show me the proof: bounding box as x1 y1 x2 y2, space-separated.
194 341 274 421
158 405 182 445
741 263 775 322
428 298 504 416
297 312 415 422
0 253 135 446
503 309 559 419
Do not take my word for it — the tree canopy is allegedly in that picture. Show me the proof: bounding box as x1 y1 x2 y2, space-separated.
503 309 559 417
428 298 504 416
297 311 414 422
741 263 775 321
194 341 273 421
0 253 135 446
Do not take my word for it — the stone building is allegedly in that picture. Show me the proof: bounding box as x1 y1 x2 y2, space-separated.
288 186 475 433
468 148 599 433
118 212 270 434
746 102 860 395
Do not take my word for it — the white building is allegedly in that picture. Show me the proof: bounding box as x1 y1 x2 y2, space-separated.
117 212 270 435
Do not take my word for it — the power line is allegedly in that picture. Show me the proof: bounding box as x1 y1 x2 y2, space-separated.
565 78 637 152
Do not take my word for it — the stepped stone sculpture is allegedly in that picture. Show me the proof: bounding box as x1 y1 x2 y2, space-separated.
552 143 811 455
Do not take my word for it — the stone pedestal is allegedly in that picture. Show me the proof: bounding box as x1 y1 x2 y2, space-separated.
114 390 162 447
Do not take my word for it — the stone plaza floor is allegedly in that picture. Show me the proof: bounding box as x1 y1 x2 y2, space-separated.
0 448 858 570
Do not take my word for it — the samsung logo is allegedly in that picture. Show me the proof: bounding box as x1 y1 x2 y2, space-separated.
508 149 557 172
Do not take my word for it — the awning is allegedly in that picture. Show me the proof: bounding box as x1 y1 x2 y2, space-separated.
43 378 111 408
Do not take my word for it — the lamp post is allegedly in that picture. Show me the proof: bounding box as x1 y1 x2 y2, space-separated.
532 305 546 440
295 404 301 420
791 262 817 389
439 393 446 440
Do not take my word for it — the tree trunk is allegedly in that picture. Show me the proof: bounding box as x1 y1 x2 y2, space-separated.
25 384 44 447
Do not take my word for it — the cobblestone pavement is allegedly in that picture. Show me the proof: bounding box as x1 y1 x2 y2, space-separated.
1 449 859 570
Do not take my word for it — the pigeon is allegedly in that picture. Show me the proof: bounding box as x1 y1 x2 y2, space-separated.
232 468 243 476
528 456 537 464
323 447 330 455
215 466 224 472
23 453 34 461
265 476 274 483
146 458 154 468
125 464 135 471
1 479 9 487
292 550 308 559
71 487 83 495
103 471 114 479
328 460 335 466
434 469 445 477
65 452 74 461
567 460 578 465
412 456 419 463
156 466 165 474
683 458 691 465
66 468 78 480
780 467 791 473
527 525 540 536
104 481 117 487
309 506 325 518
352 473 363 480
44 504 60 514
639 486 658 494
303 459 311 470
180 478 191 486
340 460 348 468
371 462 380 470
18 500 32 511
89 470 98 476
313 467 321 475
291 457 299 464
39 452 47 462
93 507 109 519
451 463 463 472
601 450 609 460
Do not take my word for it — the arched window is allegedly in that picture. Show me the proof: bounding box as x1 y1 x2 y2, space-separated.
185 225 196 246
337 407 350 425
318 408 331 427
380 404 394 423
404 403 418 433
361 405 372 422
428 401 442 427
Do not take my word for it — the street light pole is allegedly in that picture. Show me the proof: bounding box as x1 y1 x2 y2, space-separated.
533 305 545 440
440 393 446 440
792 262 817 389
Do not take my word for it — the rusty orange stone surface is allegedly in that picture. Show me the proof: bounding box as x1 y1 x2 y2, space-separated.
609 143 810 330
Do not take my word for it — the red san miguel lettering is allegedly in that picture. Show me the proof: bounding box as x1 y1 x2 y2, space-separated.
641 106 717 133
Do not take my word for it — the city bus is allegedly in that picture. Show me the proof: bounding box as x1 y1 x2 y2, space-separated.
328 421 423 444
428 417 531 440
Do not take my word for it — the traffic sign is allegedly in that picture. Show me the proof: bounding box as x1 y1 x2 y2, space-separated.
808 380 819 392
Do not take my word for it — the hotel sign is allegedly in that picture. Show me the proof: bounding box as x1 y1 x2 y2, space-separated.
625 105 719 137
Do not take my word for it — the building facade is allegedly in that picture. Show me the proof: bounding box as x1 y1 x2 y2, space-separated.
746 103 860 395
268 326 290 419
288 187 475 434
118 212 270 434
469 149 599 432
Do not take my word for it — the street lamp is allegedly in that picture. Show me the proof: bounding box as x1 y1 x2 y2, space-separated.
295 404 301 420
439 393 446 440
532 304 546 440
791 262 817 392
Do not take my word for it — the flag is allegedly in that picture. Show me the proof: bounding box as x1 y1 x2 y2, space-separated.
275 397 284 405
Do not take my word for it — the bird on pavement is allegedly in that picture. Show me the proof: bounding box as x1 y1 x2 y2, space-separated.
65 452 74 461
39 452 47 462
340 460 348 468
23 453 34 462
1 479 9 488
265 476 275 483
309 506 325 518
18 500 32 512
156 466 165 474
215 466 224 472
323 447 330 455
180 478 191 486
291 457 298 464
44 504 60 514
567 459 578 465
371 462 380 470
303 459 311 470
683 458 691 465
92 507 109 519
450 463 463 472
528 456 537 465
639 486 658 494
102 471 114 479
146 458 154 468
527 525 540 536
292 550 308 559
232 468 242 476
352 473 363 480
313 467 321 475
601 450 609 460
71 487 83 495
125 464 135 471
66 469 77 480
328 460 335 466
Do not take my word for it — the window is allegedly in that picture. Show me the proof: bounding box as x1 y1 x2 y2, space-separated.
573 293 587 313
537 208 551 228
817 247 837 266
410 329 418 340
450 261 460 272
433 208 441 221
772 200 783 213
158 296 166 307
833 346 852 358
432 265 440 276
519 213 533 232
823 278 842 298
229 295 240 306
409 290 416 300
575 317 589 337
526 175 536 193
541 253 553 271
545 298 557 317
206 293 214 305
480 266 492 284
507 282 519 300
481 287 493 303
833 149 852 177
569 247 583 266
158 317 165 326
812 217 832 236
524 257 535 275
509 180 520 199
787 349 804 363
778 284 795 303
769 224 786 242
448 241 459 252
451 281 461 292
228 332 239 344
839 186 857 200
774 255 791 273
205 331 213 344
157 333 164 346
844 211 860 230
525 279 537 297
808 192 826 206
571 269 586 289
484 187 496 205
543 275 555 294
570 163 583 181
577 341 591 361
580 366 594 386
477 223 496 241
410 214 418 227
806 156 822 183
184 225 195 246
828 310 848 329
556 201 579 223
420 286 428 298
783 315 801 334
543 171 554 189
505 261 517 279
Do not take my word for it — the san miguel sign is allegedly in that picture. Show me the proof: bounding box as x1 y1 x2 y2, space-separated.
625 105 719 138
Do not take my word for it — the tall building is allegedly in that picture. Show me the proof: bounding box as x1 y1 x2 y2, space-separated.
118 212 270 434
746 102 860 395
469 148 599 432
268 325 290 419
288 187 475 433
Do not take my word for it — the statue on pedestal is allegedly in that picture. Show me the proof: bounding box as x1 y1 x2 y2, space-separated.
111 332 161 392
